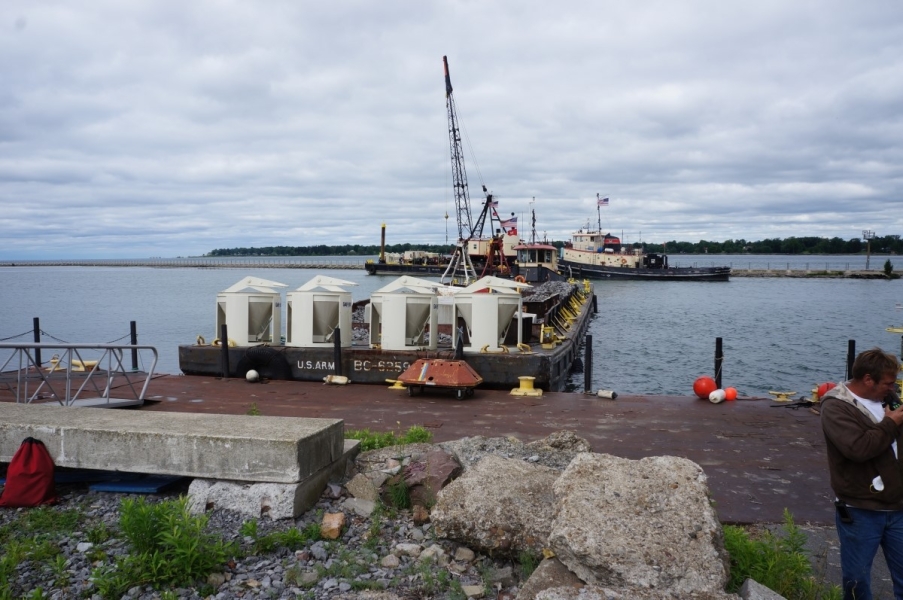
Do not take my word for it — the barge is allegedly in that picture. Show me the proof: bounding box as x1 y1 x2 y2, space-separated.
179 273 595 392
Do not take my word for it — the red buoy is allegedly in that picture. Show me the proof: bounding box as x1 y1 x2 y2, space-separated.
693 376 717 399
817 382 837 399
724 387 738 401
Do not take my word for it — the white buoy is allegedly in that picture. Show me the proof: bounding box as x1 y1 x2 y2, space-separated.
596 389 618 400
709 389 726 404
246 369 260 382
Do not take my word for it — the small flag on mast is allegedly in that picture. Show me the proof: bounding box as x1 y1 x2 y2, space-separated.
597 193 609 206
500 216 517 229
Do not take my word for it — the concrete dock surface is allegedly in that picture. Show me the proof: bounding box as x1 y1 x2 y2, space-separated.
132 374 831 525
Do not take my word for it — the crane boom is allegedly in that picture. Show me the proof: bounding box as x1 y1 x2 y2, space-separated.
444 56 473 242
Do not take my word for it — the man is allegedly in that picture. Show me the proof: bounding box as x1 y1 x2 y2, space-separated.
821 348 903 600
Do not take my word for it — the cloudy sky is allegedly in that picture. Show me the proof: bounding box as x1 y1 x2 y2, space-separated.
2 1 902 259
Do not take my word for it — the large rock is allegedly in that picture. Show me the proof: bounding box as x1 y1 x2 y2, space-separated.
549 453 730 595
431 454 559 554
440 431 591 472
402 447 462 507
516 558 584 600
534 586 738 599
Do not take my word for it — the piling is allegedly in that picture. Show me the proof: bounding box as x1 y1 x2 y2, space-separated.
130 321 138 370
220 324 230 378
32 317 41 368
714 337 723 389
846 340 856 381
333 327 342 376
584 335 593 394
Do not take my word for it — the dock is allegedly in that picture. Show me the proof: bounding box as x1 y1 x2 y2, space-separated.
120 375 832 526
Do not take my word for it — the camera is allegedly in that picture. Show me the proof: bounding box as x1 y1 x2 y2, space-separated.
882 393 902 411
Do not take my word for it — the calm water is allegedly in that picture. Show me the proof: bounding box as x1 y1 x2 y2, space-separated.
1 255 900 397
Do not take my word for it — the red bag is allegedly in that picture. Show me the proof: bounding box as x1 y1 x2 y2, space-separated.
0 437 58 507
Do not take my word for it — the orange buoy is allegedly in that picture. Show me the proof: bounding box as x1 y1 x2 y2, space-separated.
693 376 717 399
724 387 738 401
817 382 837 399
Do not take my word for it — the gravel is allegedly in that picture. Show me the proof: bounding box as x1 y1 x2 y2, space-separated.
0 475 524 599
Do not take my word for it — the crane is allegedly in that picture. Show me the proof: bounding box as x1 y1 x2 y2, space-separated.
440 56 512 285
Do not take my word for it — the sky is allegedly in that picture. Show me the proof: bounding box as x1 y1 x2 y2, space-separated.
2 1 902 259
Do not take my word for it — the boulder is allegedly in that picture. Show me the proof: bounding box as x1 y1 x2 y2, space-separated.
431 454 559 554
739 579 786 600
516 558 584 600
549 453 729 595
440 432 590 472
403 447 462 507
534 586 738 599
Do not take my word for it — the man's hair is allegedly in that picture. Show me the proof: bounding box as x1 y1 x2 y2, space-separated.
852 348 899 382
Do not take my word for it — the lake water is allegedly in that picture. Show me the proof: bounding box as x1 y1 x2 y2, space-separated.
1 255 900 397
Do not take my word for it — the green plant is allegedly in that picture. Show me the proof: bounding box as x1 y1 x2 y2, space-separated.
87 522 112 545
884 259 894 277
49 553 70 587
247 402 262 416
92 496 234 596
385 478 411 510
723 510 841 600
517 550 540 581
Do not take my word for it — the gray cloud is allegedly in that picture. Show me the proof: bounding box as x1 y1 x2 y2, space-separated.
2 0 902 258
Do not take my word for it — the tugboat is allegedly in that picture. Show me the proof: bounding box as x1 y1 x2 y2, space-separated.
558 197 730 281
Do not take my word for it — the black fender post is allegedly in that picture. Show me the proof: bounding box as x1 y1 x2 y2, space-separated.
714 337 723 389
33 317 41 368
220 324 230 379
846 339 856 381
333 327 342 376
584 334 593 394
130 321 138 371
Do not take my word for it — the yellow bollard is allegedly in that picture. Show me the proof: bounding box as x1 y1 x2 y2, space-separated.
511 375 543 397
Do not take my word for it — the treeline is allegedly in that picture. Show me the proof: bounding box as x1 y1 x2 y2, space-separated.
208 234 902 257
207 244 452 257
640 235 902 255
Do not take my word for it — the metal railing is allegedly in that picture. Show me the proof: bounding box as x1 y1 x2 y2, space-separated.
0 343 158 408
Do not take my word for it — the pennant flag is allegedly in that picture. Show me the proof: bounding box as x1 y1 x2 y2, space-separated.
500 217 517 228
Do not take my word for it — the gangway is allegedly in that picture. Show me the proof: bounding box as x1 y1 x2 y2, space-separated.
0 343 158 408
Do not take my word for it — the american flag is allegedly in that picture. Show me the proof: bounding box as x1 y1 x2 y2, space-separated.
500 216 517 229
597 194 609 206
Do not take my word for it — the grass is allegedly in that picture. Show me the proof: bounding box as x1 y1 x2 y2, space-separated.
239 517 321 554
345 424 433 452
723 509 842 600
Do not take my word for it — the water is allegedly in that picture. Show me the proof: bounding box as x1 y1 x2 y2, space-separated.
1 257 900 397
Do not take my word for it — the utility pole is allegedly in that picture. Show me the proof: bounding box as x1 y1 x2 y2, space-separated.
863 230 876 270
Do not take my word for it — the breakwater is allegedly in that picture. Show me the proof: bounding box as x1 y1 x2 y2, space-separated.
1 258 895 278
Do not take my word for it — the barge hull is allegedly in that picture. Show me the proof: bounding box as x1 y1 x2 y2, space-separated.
560 261 730 281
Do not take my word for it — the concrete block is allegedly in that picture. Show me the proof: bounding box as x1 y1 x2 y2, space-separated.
0 403 343 483
188 439 361 519
740 578 786 600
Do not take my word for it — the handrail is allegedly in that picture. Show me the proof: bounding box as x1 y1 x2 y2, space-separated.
0 343 158 407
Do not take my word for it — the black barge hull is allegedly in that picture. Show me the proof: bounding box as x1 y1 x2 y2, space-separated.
560 261 730 281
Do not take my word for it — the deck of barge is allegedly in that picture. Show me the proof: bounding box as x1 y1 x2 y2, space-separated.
121 374 831 526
